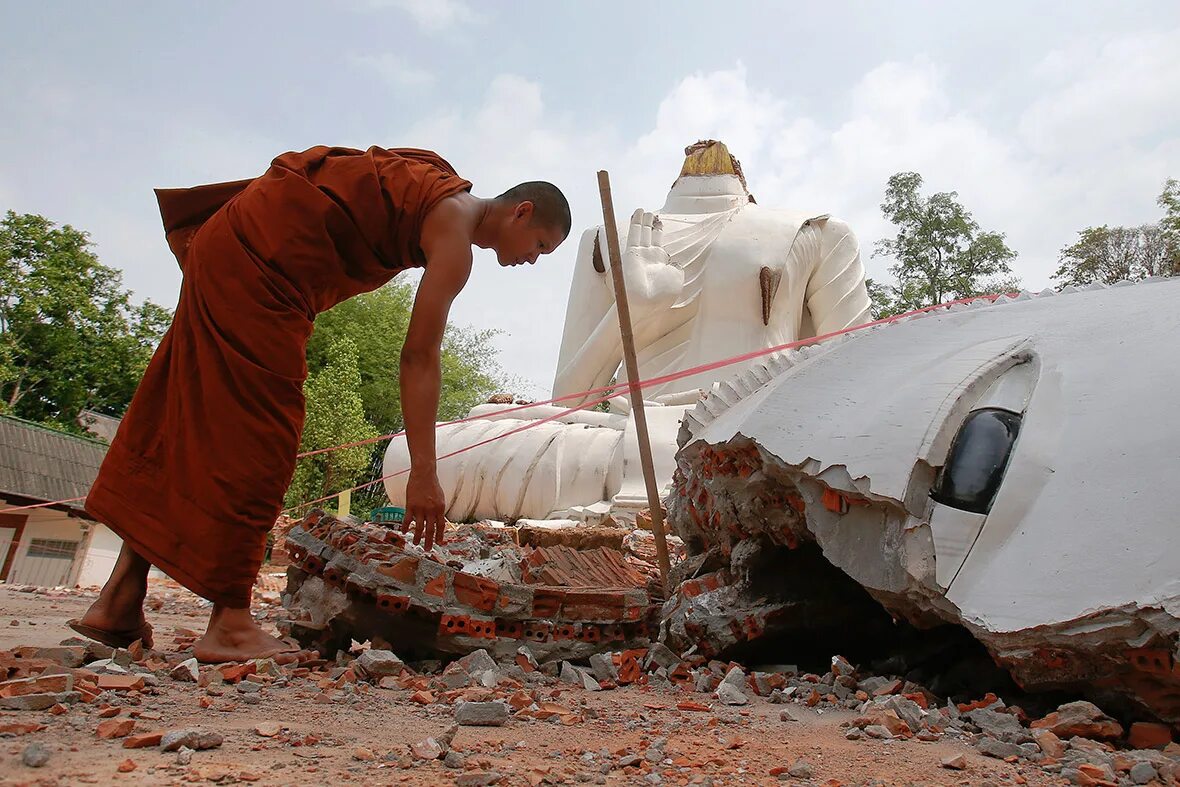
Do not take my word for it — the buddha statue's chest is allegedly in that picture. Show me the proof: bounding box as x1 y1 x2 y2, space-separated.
696 210 810 277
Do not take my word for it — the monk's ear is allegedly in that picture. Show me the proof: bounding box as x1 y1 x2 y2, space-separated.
514 201 535 223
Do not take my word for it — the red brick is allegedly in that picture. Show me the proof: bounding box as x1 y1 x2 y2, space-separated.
96 674 145 692
531 589 564 619
464 617 496 639
377 557 418 585
617 656 641 685
521 621 551 643
668 663 693 685
219 663 256 683
123 731 165 749
439 614 470 637
495 620 523 640
0 673 72 697
576 624 602 643
96 718 136 739
561 590 626 621
376 593 411 613
0 722 46 735
453 573 499 612
422 573 447 598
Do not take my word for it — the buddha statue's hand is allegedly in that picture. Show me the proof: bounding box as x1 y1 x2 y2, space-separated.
621 209 681 308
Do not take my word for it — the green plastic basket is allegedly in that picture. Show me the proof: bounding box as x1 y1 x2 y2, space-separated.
370 506 405 525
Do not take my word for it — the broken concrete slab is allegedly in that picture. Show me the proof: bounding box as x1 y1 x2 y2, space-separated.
454 701 509 727
668 278 1180 723
355 649 405 680
160 729 223 752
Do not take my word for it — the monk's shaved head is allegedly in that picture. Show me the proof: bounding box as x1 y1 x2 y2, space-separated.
496 181 571 238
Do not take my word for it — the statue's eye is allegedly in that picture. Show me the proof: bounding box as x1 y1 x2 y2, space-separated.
931 408 1022 515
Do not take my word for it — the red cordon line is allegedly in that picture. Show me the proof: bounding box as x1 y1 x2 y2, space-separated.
0 293 1006 518
0 496 88 515
294 292 1006 460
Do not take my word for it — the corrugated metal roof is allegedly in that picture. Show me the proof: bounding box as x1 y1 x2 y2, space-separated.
0 415 108 512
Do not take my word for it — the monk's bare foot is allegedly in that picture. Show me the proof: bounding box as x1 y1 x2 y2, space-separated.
73 544 153 648
193 606 295 663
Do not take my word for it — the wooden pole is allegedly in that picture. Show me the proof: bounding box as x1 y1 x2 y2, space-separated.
596 170 672 592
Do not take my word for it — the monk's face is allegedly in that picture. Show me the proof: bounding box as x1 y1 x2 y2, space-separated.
496 201 567 267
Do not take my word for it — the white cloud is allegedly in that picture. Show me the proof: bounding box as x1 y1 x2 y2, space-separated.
6 20 1173 396
1020 29 1180 157
348 52 435 89
361 0 479 31
392 35 1177 390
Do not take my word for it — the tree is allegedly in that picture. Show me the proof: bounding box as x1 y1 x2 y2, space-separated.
1053 179 1179 287
294 281 510 517
871 172 1019 316
305 282 506 436
285 336 378 511
1157 177 1179 265
1053 224 1173 287
0 211 171 431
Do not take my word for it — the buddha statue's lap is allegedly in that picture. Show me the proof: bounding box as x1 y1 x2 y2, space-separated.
383 140 872 522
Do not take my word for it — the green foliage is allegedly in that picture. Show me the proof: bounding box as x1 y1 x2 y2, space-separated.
870 172 1019 316
1053 224 1173 287
285 336 378 509
292 281 509 515
1157 177 1180 266
305 282 506 436
0 211 171 432
1054 180 1179 288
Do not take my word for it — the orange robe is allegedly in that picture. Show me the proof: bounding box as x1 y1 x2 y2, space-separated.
85 146 471 606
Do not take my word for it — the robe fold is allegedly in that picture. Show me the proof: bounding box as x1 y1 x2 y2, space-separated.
85 146 472 606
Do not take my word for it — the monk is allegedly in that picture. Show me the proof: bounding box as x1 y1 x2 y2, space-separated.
70 145 570 662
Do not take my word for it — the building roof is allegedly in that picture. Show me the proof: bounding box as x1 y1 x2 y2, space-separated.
0 415 108 514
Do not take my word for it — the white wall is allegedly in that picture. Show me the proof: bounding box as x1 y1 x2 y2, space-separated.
6 509 87 587
75 523 122 587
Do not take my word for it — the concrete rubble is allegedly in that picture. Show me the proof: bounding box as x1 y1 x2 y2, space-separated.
2 620 1177 784
279 511 661 661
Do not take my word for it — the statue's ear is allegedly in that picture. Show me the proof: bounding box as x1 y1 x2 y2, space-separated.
592 230 606 273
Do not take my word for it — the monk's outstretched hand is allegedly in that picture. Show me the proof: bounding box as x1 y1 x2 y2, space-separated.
403 468 448 551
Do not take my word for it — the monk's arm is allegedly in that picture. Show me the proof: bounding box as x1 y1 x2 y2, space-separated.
399 200 473 548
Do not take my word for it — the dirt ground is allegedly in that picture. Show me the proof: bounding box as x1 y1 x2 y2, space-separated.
0 582 1068 786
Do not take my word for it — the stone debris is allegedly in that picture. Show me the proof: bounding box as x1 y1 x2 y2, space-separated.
455 700 511 726
941 754 967 770
5 503 1180 787
21 741 50 767
160 729 225 752
169 657 200 682
1031 699 1125 741
715 682 748 706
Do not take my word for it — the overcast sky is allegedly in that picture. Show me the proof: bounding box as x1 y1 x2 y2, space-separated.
3 2 1178 395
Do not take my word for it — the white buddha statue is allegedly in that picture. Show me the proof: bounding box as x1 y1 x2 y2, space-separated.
383 140 872 522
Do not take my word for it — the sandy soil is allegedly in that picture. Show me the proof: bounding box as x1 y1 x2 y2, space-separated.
0 583 1066 786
